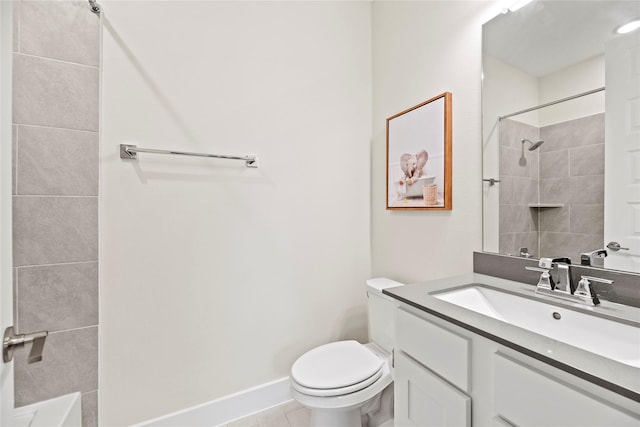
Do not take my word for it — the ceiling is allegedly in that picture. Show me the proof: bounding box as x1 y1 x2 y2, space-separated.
483 1 640 77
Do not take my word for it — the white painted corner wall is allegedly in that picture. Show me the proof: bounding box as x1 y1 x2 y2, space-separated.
100 1 502 425
371 1 498 284
100 2 372 425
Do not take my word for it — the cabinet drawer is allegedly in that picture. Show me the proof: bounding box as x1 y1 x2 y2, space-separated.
396 308 470 392
494 352 640 427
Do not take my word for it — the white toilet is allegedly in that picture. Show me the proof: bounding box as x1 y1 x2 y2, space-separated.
290 278 404 427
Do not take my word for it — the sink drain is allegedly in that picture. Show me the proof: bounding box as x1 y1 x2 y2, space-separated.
552 312 561 320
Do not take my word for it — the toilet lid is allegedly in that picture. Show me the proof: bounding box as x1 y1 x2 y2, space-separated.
291 340 383 389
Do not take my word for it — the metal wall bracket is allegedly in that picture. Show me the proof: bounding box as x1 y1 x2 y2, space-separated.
120 144 138 159
88 0 101 14
3 326 48 364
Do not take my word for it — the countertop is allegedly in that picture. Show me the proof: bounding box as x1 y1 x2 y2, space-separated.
383 273 640 401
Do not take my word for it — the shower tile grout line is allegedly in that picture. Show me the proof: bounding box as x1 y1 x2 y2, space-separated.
13 51 100 70
14 122 100 134
16 260 99 269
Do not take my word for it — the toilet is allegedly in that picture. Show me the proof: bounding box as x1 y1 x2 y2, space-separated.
290 278 404 427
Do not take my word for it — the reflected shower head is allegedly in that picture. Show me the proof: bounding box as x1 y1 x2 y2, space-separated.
519 138 544 166
522 138 544 151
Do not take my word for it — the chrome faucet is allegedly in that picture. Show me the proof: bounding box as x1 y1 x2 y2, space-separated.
580 249 607 267
548 257 573 294
525 258 614 306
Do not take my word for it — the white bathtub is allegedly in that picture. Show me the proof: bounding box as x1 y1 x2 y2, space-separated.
12 392 81 427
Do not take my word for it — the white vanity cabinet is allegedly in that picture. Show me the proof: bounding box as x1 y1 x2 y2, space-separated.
394 307 471 426
393 306 640 427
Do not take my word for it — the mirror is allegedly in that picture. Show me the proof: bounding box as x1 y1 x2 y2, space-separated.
482 1 640 273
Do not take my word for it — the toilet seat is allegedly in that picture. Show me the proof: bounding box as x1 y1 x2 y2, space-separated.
292 367 383 397
290 344 393 411
290 340 384 397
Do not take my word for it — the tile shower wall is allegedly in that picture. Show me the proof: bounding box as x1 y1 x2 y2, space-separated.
11 2 99 426
499 114 605 262
498 118 540 257
538 113 605 262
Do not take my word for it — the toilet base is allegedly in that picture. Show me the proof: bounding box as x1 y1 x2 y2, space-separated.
303 383 394 427
310 407 362 427
290 343 393 427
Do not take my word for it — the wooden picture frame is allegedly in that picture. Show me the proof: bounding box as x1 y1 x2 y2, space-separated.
386 92 452 210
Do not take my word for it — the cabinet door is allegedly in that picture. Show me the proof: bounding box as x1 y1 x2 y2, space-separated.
395 351 471 427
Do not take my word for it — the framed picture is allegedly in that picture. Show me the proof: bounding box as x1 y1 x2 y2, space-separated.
386 92 452 210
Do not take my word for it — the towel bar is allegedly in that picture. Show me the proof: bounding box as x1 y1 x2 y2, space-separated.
119 144 259 168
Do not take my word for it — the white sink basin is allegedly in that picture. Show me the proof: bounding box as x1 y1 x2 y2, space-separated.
434 285 640 368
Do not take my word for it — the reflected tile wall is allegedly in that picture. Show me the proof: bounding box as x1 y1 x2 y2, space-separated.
539 113 605 262
498 119 539 257
12 1 100 425
498 113 605 261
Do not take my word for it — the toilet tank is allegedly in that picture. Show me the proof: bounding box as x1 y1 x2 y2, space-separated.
366 278 404 353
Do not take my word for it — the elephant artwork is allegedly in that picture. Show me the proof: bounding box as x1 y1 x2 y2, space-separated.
386 92 452 210
399 150 428 186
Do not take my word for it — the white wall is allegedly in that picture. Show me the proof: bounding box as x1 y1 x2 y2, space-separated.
371 1 497 284
482 54 540 252
100 2 372 425
483 54 540 129
538 55 605 126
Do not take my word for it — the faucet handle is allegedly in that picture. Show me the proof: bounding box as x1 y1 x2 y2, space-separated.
580 275 614 285
575 277 600 306
575 276 613 306
525 266 554 290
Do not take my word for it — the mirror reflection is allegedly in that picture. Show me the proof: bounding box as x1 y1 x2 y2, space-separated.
482 1 640 272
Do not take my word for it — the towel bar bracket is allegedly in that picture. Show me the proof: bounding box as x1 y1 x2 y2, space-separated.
119 144 259 168
120 144 138 160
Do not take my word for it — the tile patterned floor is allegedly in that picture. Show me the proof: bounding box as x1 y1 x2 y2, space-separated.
221 400 311 427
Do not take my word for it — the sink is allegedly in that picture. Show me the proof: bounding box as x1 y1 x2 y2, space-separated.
433 285 640 368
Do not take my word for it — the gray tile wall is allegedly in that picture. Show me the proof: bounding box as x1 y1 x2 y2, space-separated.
538 113 605 262
498 114 605 263
11 1 99 426
498 119 540 257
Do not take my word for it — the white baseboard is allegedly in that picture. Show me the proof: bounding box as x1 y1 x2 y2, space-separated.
133 377 292 427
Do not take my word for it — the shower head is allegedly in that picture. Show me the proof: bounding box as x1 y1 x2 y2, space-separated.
522 138 544 151
519 138 544 166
